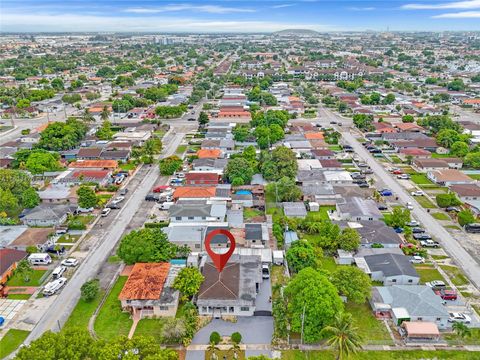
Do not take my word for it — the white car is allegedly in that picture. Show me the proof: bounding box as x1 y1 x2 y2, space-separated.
101 207 111 217
61 258 79 267
449 313 471 324
410 256 425 264
411 190 423 196
426 280 446 289
111 196 125 205
406 202 414 210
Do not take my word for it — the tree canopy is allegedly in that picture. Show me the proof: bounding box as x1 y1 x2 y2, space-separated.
260 146 298 181
284 267 344 343
37 118 87 151
173 267 205 301
118 228 178 264
330 267 372 304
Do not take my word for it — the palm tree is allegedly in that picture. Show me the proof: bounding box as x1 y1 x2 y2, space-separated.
452 322 471 339
230 342 240 360
321 312 362 360
83 108 95 123
207 341 219 360
100 105 110 121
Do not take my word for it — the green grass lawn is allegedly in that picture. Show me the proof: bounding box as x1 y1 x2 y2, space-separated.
6 270 47 287
440 265 469 286
206 350 245 360
94 276 132 340
410 174 434 185
63 289 105 332
431 212 450 220
57 234 81 243
119 162 136 171
328 145 342 151
7 293 32 300
306 206 335 221
445 225 462 230
134 318 168 343
389 155 403 164
319 257 339 273
175 144 187 155
345 302 392 343
243 207 263 220
281 350 479 360
107 255 121 263
468 174 480 180
0 329 30 359
414 195 436 209
414 264 446 284
444 328 480 345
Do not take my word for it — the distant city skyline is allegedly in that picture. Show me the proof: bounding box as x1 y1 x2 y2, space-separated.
1 0 480 33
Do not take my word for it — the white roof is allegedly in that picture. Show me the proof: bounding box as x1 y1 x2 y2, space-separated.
392 307 410 319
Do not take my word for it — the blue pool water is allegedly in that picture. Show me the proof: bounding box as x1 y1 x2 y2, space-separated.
236 190 252 195
170 259 186 265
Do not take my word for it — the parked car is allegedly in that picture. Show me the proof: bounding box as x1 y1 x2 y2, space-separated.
119 188 128 196
413 233 432 240
106 203 121 209
406 202 414 210
426 280 446 289
52 265 67 279
412 227 425 233
145 193 160 201
61 258 79 267
358 182 369 188
159 202 174 210
361 168 373 174
448 313 471 323
406 220 419 227
394 227 404 233
411 190 423 196
435 289 457 301
380 189 393 196
43 277 67 296
74 207 94 214
101 208 111 217
397 174 410 180
392 169 403 175
446 206 461 213
111 196 125 205
262 264 270 279
377 204 388 211
420 239 440 248
410 255 425 264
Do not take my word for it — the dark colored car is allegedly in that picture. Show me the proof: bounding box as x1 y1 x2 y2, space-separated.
145 193 160 201
377 204 388 210
413 233 432 240
412 227 425 233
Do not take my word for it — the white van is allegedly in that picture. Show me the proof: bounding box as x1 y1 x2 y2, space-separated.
52 265 67 279
159 202 174 210
28 253 52 265
43 277 67 296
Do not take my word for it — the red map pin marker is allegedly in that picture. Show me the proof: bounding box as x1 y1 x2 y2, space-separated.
205 229 236 273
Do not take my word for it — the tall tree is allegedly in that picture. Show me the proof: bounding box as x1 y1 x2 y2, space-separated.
330 267 371 304
321 312 363 360
284 267 344 343
76 186 97 209
173 267 205 301
15 259 34 283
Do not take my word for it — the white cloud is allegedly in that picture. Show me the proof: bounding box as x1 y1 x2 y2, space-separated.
402 0 480 10
347 6 376 11
432 10 480 16
125 4 255 14
0 12 332 32
272 4 296 9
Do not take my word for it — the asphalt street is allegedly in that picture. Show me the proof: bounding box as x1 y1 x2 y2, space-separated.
312 105 480 289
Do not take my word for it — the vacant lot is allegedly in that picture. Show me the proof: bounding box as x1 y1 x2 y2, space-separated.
414 264 446 284
346 302 392 343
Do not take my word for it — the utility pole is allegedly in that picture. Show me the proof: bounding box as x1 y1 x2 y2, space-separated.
300 303 306 345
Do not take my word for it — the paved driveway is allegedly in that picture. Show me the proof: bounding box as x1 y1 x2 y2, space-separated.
191 316 273 345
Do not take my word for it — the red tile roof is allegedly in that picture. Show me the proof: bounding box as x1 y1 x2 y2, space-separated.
118 262 170 301
69 160 118 169
197 149 221 159
173 186 216 199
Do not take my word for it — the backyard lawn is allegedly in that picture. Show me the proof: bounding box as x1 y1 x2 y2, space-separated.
63 289 105 331
306 206 335 221
440 265 469 286
0 329 30 359
94 276 132 340
7 293 31 300
243 207 263 220
319 257 338 273
410 174 433 185
345 302 392 343
57 234 81 243
414 264 446 284
6 270 47 287
431 212 450 220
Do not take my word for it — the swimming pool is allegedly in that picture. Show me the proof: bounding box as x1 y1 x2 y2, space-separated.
236 190 252 195
170 259 186 265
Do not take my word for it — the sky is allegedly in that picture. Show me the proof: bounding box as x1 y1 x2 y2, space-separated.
1 0 480 33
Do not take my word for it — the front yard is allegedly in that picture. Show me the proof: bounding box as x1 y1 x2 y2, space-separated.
0 329 30 359
345 302 392 344
414 195 436 209
63 289 105 331
6 269 47 287
440 265 469 286
410 174 433 185
94 276 132 340
414 264 446 284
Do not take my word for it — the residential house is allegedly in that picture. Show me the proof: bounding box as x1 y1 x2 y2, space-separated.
413 159 450 172
168 202 226 223
192 158 228 173
6 227 55 251
282 202 308 218
370 285 450 329
197 149 222 159
21 204 74 227
77 147 103 160
69 160 118 171
196 255 262 317
0 249 28 284
356 253 420 285
118 262 180 319
449 184 480 215
185 172 220 185
38 184 77 204
173 187 217 200
335 197 382 221
340 221 403 248
427 169 475 186
244 223 268 248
